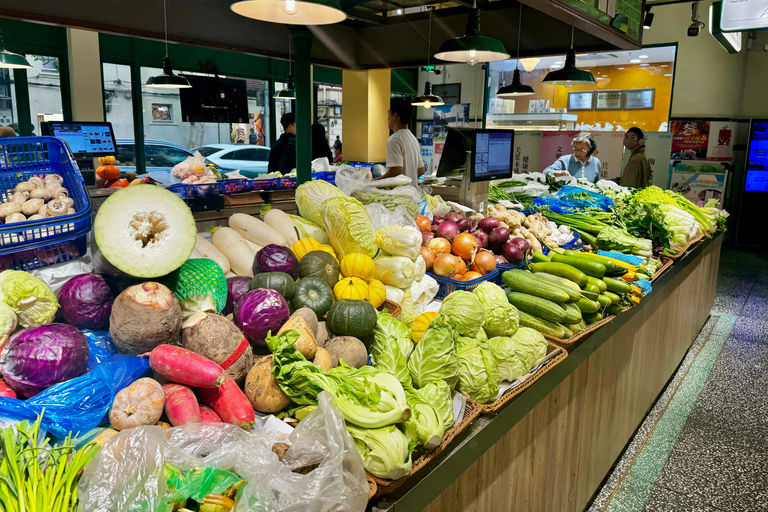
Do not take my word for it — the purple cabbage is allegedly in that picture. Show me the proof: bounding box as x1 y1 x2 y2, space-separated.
252 244 299 278
57 273 118 330
234 288 290 347
0 324 89 398
223 276 251 316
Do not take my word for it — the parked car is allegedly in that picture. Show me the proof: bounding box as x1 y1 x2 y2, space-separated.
193 144 271 175
114 139 206 173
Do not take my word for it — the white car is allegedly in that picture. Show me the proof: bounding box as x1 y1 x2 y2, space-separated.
194 144 271 175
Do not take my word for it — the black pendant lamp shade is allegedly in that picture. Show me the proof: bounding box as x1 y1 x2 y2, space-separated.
274 75 296 99
412 82 444 108
0 31 31 69
541 34 596 87
146 0 192 89
434 8 510 65
497 69 535 97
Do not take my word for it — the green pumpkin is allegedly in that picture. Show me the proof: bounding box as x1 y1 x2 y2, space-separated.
292 277 334 318
250 272 295 301
299 251 340 289
326 299 378 342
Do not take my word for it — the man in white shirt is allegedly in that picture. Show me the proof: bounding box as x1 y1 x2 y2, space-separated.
372 97 425 186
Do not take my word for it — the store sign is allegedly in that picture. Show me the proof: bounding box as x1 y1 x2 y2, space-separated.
719 0 768 31
595 91 623 110
624 89 655 110
567 92 594 111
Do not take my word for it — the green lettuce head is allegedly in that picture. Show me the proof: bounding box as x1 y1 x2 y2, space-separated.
482 300 519 338
407 315 459 389
403 385 445 449
455 337 501 404
347 424 413 480
439 290 485 337
0 270 58 328
371 311 414 385
488 327 547 382
472 281 507 305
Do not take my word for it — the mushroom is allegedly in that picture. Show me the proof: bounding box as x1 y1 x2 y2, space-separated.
28 177 44 189
5 213 26 224
44 174 64 186
27 214 44 221
67 208 76 215
49 186 69 199
0 202 22 219
10 191 29 205
14 181 36 194
30 188 52 201
61 197 75 208
38 203 48 218
45 198 68 217
22 198 44 216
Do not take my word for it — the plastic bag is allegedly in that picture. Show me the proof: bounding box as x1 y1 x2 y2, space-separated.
351 188 420 217
0 357 150 439
171 151 212 180
409 274 438 313
365 204 418 231
366 175 412 189
312 157 331 172
375 225 422 260
334 165 372 196
77 392 369 512
30 250 94 294
531 197 580 214
83 330 129 370
373 254 418 288
555 185 614 211
425 194 450 218
509 181 549 198
321 196 378 259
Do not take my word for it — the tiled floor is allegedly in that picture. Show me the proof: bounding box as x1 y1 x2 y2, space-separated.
587 245 768 512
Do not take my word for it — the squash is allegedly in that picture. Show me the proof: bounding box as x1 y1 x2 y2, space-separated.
326 299 378 342
334 277 369 301
96 164 120 181
411 312 439 343
250 271 296 300
319 244 337 260
367 279 386 309
299 250 340 289
292 277 334 319
291 238 322 261
99 155 116 165
340 253 375 281
109 377 165 430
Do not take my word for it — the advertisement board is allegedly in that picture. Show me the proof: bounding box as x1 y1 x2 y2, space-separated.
669 171 728 205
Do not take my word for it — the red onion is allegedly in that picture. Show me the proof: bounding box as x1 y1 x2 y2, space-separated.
435 221 459 242
469 220 480 231
488 227 510 249
422 231 435 247
511 237 531 254
502 242 524 263
445 212 463 224
432 216 445 225
494 254 509 266
470 229 489 249
478 217 501 233
456 218 470 232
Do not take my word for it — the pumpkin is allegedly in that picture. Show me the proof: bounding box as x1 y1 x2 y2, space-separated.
326 299 378 342
299 250 340 289
250 272 296 300
334 277 369 301
292 277 334 318
291 238 322 261
96 164 120 181
109 377 165 430
367 279 386 309
340 253 375 281
411 312 439 343
106 178 130 188
99 155 116 165
318 244 337 259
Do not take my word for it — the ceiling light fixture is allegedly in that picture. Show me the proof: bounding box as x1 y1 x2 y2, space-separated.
146 0 192 88
496 5 534 98
0 30 31 69
541 27 596 86
412 6 444 108
617 67 625 69
519 58 540 71
643 6 654 29
638 54 649 58
231 0 346 25
629 58 642 63
434 0 510 65
274 37 296 100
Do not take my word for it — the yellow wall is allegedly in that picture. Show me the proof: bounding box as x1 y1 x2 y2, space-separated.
341 69 391 162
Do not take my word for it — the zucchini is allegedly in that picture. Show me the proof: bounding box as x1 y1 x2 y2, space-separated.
605 267 628 277
551 254 607 278
583 282 601 295
529 262 588 288
586 275 607 293
605 304 623 315
596 294 612 309
561 302 582 324
603 291 621 304
576 297 600 314
532 252 551 263
502 270 572 304
583 311 603 324
560 323 573 339
603 276 633 294
563 251 616 273
518 310 567 339
507 292 568 323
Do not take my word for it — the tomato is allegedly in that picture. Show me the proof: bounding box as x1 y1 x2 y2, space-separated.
106 179 130 188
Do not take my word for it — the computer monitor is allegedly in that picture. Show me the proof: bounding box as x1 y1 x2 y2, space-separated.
435 128 474 178
470 129 514 182
47 122 117 156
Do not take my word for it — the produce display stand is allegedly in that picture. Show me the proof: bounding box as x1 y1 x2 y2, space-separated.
652 257 675 282
666 232 706 261
542 315 617 349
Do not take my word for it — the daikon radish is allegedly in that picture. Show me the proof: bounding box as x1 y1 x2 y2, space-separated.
194 234 230 274
229 213 287 247
211 227 255 277
264 209 301 245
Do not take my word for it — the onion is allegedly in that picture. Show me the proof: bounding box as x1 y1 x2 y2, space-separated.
471 250 497 275
478 217 501 233
469 220 480 231
456 258 467 276
463 271 483 281
415 215 432 233
445 212 463 224
494 255 509 266
422 231 434 247
511 237 531 255
470 229 489 249
451 232 477 261
502 242 524 263
420 247 435 271
489 227 510 250
432 216 445 225
433 253 462 278
428 237 452 256
435 221 459 242
456 217 470 232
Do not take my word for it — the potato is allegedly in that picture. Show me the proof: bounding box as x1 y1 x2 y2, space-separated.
316 322 329 348
278 316 317 359
313 347 332 371
325 336 367 368
290 308 319 336
244 356 291 413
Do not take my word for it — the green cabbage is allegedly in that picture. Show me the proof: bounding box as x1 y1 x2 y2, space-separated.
455 337 501 404
295 179 347 226
488 327 548 382
403 385 444 449
406 315 459 389
0 302 17 350
371 311 414 385
472 281 507 305
375 225 422 260
438 291 485 337
0 270 59 328
417 381 455 432
289 215 331 245
347 424 413 480
482 300 520 338
374 254 418 289
321 196 377 260
399 290 419 325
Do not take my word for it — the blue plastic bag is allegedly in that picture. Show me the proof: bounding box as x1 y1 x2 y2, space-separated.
531 197 579 214
555 185 614 211
84 330 116 369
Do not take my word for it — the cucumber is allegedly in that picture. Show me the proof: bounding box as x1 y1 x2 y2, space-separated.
502 270 573 304
583 311 603 324
561 323 573 339
532 252 551 263
518 310 567 339
596 294 612 309
529 262 588 287
507 292 568 323
551 254 607 278
603 276 633 294
561 302 582 324
603 291 621 304
535 272 582 298
586 275 607 293
563 251 616 273
583 282 601 295
605 304 623 315
569 320 586 334
576 297 600 314
605 267 628 277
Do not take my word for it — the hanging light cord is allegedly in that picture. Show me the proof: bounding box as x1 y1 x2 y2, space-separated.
163 0 169 58
427 6 433 67
515 5 522 70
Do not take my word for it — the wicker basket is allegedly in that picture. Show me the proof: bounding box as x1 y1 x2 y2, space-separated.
666 233 705 261
543 315 616 348
379 299 402 318
367 476 377 500
480 342 567 413
370 395 482 498
652 256 675 282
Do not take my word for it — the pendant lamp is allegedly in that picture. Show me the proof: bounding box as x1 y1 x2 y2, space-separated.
0 31 31 69
496 5 534 98
541 28 596 86
412 7 444 108
274 39 296 100
146 0 191 88
434 1 509 65
231 0 346 25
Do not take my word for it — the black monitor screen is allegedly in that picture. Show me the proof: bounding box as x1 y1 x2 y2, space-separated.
48 122 117 155
470 129 514 182
180 75 249 124
436 128 474 178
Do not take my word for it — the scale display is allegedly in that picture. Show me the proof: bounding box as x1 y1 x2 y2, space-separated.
470 130 514 182
48 122 116 155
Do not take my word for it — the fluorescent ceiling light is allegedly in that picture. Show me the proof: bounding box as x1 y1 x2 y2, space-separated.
629 59 642 63
638 54 649 58
617 67 625 69
664 73 673 76
640 63 649 66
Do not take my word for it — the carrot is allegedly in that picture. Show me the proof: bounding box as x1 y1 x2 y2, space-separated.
149 345 226 388
199 405 223 423
0 378 16 399
163 384 201 426
196 377 255 430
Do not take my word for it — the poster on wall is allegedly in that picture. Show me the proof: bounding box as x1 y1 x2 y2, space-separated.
670 120 710 160
669 169 728 206
620 132 673 188
431 135 446 175
706 121 736 160
512 131 542 174
421 122 434 146
433 104 470 129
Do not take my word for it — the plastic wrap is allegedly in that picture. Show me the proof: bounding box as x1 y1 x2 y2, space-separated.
365 203 418 231
77 392 369 512
375 225 422 260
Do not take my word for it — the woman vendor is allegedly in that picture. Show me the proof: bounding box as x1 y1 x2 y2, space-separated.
543 132 601 183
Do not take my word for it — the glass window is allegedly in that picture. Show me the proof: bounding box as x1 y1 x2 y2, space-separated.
274 81 292 137
103 63 134 140
0 69 17 131
229 148 270 161
316 84 342 149
220 150 238 160
114 143 137 167
145 143 192 168
27 55 64 136
195 146 222 157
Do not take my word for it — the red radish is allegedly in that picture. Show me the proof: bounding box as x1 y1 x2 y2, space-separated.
199 405 223 423
456 218 470 232
196 376 255 430
445 212 463 224
470 229 489 249
163 384 201 426
495 254 509 265
422 231 435 247
478 217 500 233
149 345 226 388
0 378 16 399
502 242 524 263
435 221 459 241
511 237 531 254
489 227 511 249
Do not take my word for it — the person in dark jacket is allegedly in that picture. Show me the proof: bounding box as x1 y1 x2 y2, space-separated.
620 127 652 188
311 123 333 163
268 113 296 175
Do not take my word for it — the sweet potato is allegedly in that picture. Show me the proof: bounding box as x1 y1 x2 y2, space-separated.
162 384 201 426
199 405 223 423
149 345 226 388
196 376 255 430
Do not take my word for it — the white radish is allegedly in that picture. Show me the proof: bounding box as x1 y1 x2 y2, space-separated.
194 234 231 274
263 209 301 246
243 238 263 255
229 213 287 247
211 227 255 277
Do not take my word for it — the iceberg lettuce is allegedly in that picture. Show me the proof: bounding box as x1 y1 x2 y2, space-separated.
371 311 413 385
455 336 501 404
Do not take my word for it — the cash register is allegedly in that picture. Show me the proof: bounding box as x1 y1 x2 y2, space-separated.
43 121 117 186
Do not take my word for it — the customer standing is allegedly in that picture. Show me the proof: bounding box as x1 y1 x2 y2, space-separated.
311 123 333 163
372 97 425 186
543 132 601 184
620 127 652 188
268 113 296 175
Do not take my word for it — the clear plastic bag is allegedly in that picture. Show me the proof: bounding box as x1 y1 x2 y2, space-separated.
375 225 422 260
425 194 450 218
77 392 369 512
334 165 372 196
509 181 549 198
365 204 418 231
171 151 212 180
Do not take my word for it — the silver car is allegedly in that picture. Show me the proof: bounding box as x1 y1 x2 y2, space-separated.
194 144 271 174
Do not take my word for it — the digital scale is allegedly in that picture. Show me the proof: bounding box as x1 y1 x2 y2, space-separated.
43 121 118 186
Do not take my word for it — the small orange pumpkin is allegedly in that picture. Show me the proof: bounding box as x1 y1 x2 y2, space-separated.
411 312 439 343
96 164 120 181
367 278 386 308
99 155 116 165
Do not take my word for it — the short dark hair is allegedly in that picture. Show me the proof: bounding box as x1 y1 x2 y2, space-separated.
280 112 296 130
626 127 644 140
390 98 413 124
